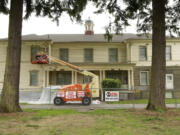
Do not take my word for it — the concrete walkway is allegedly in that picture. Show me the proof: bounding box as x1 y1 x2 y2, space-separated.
21 103 180 110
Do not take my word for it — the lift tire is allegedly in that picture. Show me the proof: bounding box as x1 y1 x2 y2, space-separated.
82 97 91 105
54 97 63 105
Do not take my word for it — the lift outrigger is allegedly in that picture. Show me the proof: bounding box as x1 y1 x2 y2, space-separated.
32 54 99 105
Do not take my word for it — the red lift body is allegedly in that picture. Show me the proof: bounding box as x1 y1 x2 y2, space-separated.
54 83 92 105
31 54 49 64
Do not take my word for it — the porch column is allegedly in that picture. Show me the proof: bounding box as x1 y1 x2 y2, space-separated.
43 70 46 88
74 71 77 84
128 70 131 90
72 71 75 84
48 43 52 63
99 70 103 88
102 70 106 80
131 69 134 90
100 70 104 101
126 43 130 62
46 70 49 86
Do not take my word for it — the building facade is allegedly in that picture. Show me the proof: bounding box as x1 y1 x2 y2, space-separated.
0 20 180 98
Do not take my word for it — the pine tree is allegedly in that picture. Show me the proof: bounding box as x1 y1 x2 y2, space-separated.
0 0 180 112
93 0 180 110
146 0 166 110
0 0 88 112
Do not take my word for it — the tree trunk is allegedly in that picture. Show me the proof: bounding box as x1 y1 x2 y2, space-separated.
146 0 166 110
0 0 23 112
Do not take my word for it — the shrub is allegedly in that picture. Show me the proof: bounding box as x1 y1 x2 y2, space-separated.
102 78 121 90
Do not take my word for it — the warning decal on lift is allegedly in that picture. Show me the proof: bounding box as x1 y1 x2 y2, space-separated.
77 91 85 98
66 91 76 99
58 91 65 97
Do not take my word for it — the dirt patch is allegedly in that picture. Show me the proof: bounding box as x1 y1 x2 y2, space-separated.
0 112 33 119
0 114 97 135
126 109 180 129
37 114 96 128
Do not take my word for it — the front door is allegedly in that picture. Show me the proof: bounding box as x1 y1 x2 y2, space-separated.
166 74 174 89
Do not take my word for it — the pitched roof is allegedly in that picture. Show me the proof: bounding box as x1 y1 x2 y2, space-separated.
0 33 152 42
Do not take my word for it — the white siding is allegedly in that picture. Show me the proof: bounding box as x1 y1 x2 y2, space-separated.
0 44 7 62
20 63 44 89
130 42 180 66
21 45 31 62
52 43 126 63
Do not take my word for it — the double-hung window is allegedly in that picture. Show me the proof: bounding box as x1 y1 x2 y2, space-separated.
166 46 171 60
60 48 69 62
56 71 71 85
30 71 38 86
109 48 118 62
140 71 148 85
84 48 93 62
31 46 40 62
139 46 147 61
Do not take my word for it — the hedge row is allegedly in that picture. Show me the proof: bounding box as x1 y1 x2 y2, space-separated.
102 78 121 90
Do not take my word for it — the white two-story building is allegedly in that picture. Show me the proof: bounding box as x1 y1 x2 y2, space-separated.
0 19 180 98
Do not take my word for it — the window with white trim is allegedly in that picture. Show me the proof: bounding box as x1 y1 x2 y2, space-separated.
84 48 93 62
166 74 174 89
59 48 69 62
166 46 171 60
56 71 71 85
109 48 118 62
139 46 147 61
30 71 38 86
140 71 148 85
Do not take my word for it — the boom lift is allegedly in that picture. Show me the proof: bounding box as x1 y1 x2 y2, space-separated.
33 55 99 105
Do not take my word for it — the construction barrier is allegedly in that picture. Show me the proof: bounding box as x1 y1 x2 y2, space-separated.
0 87 179 108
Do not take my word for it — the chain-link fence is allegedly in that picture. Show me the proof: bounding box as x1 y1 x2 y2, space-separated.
0 87 179 108
102 88 180 108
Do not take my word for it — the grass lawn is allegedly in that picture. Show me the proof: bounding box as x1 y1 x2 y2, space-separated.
106 98 180 104
0 109 180 135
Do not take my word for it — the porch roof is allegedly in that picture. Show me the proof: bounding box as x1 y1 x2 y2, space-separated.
44 62 135 71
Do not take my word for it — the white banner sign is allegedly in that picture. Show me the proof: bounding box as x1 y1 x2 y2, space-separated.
105 91 119 101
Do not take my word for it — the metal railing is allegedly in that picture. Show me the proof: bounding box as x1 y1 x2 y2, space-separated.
101 88 180 108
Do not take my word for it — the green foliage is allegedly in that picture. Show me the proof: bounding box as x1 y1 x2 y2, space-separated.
23 0 89 24
0 0 89 24
0 0 9 14
93 0 180 37
102 78 121 90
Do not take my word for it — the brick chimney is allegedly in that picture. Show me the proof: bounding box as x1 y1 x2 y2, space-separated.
85 17 94 35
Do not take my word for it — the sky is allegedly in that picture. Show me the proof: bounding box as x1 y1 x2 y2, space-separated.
0 2 137 38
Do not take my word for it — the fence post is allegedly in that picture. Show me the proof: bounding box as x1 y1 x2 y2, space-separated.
173 90 177 108
132 88 135 109
101 88 104 101
49 85 51 104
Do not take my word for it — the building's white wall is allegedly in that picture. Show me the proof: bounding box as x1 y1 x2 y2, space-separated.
130 41 180 66
52 43 126 63
0 63 5 89
0 41 126 90
0 43 7 88
21 45 31 62
0 41 49 90
20 63 44 89
1 39 180 90
0 43 7 62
